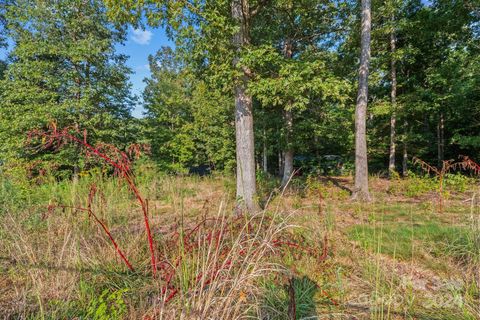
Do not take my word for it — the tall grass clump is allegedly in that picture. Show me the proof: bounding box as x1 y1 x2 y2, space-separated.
148 204 295 319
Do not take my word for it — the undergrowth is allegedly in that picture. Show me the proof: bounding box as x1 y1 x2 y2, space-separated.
1 130 479 319
1 168 327 318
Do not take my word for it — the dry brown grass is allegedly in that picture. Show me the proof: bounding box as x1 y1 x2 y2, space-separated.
1 173 479 319
0 175 298 319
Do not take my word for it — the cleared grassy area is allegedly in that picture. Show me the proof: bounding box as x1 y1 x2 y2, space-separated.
0 171 479 319
349 220 469 260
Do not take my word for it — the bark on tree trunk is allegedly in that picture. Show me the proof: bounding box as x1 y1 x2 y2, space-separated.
402 142 408 177
352 0 372 201
437 112 445 168
263 129 268 174
232 0 257 212
281 40 294 189
279 150 284 177
388 27 397 177
281 109 294 189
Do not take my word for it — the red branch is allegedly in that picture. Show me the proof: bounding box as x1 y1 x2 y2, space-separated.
29 124 156 276
48 203 134 272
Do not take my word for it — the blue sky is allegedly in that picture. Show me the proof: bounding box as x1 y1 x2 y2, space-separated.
117 26 173 117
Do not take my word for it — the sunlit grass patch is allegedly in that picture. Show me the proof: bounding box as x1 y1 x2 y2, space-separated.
348 220 473 264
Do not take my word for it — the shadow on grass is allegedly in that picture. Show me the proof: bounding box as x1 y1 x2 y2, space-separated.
0 256 145 278
320 176 352 194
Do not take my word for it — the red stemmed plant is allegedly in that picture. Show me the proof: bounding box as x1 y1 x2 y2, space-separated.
414 156 480 213
47 183 134 272
28 123 157 276
413 157 456 213
455 155 480 174
29 123 332 309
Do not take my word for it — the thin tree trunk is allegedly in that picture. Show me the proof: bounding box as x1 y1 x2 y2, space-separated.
402 142 408 177
437 116 441 166
281 109 294 188
352 0 372 201
279 150 284 177
437 112 445 168
263 129 268 174
281 41 294 189
232 0 257 212
388 27 397 177
441 114 445 162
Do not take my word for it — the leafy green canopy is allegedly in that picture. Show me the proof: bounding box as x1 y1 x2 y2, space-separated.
0 0 478 177
106 0 355 175
0 0 136 176
333 0 480 171
142 47 235 173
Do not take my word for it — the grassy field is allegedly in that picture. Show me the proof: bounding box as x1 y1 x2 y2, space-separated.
1 168 479 319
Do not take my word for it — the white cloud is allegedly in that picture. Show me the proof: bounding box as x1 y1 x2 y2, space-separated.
135 64 150 72
131 28 153 45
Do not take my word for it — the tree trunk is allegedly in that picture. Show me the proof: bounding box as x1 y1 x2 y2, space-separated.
232 0 257 212
388 27 397 177
352 0 372 201
437 112 444 168
281 109 294 189
279 150 284 177
263 129 268 174
402 142 408 177
281 40 294 189
234 71 257 213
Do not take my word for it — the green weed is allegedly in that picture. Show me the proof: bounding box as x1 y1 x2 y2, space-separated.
86 288 128 320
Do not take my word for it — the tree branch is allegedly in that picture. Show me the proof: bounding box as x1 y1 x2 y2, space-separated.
250 0 269 17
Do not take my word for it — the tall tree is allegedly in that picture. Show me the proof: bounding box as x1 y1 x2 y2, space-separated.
143 47 194 172
352 0 372 201
0 0 134 174
388 14 397 175
0 0 8 78
231 0 257 211
396 0 479 166
143 47 235 173
105 0 273 211
249 0 348 188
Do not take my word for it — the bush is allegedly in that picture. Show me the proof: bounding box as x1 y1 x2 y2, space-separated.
403 173 437 197
443 173 476 193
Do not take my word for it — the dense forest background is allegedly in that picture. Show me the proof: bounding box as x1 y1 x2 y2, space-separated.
0 0 478 180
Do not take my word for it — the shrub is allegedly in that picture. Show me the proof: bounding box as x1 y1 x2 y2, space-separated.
443 173 475 193
404 174 437 197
